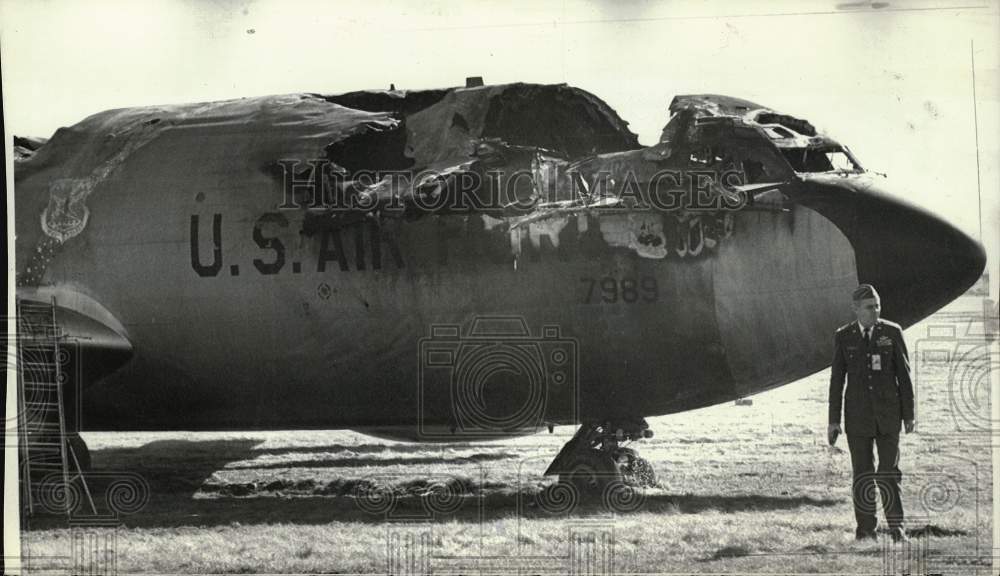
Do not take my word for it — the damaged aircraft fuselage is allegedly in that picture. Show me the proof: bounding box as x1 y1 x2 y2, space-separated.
13 83 985 439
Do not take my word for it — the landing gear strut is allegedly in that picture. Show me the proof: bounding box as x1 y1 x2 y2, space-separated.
545 418 656 493
68 433 91 471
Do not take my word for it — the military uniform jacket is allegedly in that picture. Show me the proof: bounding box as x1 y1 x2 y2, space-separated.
829 318 915 436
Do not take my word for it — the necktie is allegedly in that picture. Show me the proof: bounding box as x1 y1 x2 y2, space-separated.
863 328 871 346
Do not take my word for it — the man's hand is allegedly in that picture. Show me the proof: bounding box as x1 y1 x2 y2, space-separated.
827 423 842 445
904 419 915 434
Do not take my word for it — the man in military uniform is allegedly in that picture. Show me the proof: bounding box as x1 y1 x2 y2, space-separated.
828 284 915 542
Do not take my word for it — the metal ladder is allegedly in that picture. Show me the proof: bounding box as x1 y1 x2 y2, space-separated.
17 296 96 517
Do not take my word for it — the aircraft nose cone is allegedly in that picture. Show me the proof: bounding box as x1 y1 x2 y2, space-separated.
801 177 987 328
858 203 986 326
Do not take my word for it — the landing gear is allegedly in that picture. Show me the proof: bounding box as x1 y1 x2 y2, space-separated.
545 418 657 494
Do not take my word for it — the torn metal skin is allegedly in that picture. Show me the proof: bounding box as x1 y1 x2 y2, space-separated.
16 85 856 286
299 89 866 269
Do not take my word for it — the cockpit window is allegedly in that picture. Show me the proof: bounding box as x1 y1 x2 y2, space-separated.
780 146 861 173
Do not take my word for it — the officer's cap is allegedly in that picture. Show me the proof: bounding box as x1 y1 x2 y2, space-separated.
852 284 880 302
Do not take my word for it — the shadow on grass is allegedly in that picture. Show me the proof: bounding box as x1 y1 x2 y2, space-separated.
21 439 263 531
251 443 506 456
94 439 267 493
703 545 751 561
235 453 519 470
23 438 842 530
25 489 844 530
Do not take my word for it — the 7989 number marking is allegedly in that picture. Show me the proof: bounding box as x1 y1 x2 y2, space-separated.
581 276 659 304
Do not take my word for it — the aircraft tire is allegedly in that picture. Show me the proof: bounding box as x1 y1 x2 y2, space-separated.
558 450 620 497
628 457 657 488
614 447 656 488
68 434 91 471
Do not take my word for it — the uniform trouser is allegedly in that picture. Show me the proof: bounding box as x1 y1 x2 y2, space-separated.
846 431 904 532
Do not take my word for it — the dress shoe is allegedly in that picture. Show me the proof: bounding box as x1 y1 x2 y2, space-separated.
889 527 908 542
855 529 877 540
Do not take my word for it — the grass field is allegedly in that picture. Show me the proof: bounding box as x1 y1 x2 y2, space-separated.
18 298 996 574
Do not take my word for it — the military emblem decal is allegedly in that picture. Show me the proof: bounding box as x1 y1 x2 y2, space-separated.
41 177 95 242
